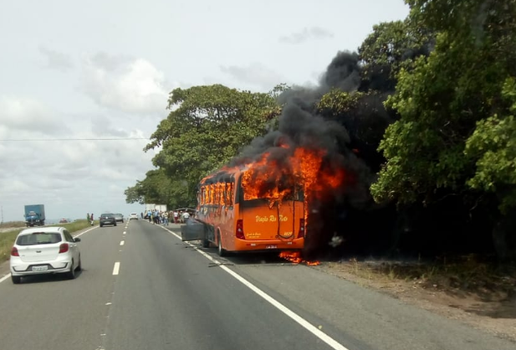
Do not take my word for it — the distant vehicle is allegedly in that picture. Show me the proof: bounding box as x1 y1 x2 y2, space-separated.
114 213 124 223
175 207 196 215
129 213 138 220
24 204 45 227
144 204 168 212
99 213 117 227
10 226 82 284
59 218 68 223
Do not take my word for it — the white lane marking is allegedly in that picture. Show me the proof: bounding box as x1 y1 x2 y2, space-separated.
105 302 112 305
112 262 120 275
0 225 97 284
0 274 11 284
159 226 349 350
73 225 98 238
120 241 125 246
123 231 126 235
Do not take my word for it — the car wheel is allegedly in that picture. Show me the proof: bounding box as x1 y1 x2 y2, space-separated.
100 224 103 227
67 260 76 280
11 275 21 284
114 223 117 226
76 256 82 271
217 232 226 257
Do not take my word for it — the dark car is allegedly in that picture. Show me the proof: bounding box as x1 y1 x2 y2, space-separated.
114 213 124 223
99 213 117 227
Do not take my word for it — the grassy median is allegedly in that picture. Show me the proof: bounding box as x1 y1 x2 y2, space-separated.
0 220 95 263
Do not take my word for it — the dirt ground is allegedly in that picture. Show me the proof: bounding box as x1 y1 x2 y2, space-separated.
316 260 516 342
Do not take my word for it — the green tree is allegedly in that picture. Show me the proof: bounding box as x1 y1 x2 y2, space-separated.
125 169 195 209
358 19 434 92
371 0 516 258
465 78 516 213
143 84 280 205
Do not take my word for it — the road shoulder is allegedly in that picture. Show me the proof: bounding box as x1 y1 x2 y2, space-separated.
316 262 516 343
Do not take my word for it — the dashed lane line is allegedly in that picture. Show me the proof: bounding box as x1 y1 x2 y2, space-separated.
112 262 120 276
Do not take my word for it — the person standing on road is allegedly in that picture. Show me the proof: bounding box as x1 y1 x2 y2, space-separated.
182 211 190 223
86 213 90 221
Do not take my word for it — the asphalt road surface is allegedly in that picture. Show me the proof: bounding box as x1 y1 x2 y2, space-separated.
0 220 514 350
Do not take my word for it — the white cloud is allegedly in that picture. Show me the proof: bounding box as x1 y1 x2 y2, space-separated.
39 46 74 71
279 26 334 44
0 96 70 135
219 62 285 91
81 53 176 114
0 97 157 222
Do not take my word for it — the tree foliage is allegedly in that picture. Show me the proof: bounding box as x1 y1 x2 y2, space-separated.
125 168 196 209
358 19 434 92
465 78 516 212
371 0 516 212
137 84 281 205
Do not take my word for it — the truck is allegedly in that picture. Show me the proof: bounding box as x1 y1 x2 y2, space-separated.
24 204 46 227
144 204 168 212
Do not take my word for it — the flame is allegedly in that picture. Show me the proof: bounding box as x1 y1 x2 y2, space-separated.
240 147 346 203
239 146 349 231
212 142 352 247
279 251 320 266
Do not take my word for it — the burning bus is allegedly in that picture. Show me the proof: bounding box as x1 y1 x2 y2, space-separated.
181 164 306 256
180 132 351 261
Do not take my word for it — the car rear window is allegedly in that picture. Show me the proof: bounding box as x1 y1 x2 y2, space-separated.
101 213 114 217
16 233 62 246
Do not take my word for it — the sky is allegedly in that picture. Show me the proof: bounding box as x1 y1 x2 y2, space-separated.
0 0 409 223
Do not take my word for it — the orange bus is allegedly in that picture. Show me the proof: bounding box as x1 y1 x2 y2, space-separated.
181 167 305 256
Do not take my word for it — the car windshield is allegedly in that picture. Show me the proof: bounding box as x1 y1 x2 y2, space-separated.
16 232 62 245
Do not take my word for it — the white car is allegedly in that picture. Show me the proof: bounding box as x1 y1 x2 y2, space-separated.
10 227 82 284
129 212 138 220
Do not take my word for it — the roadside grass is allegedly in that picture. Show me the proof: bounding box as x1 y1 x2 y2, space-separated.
331 256 516 299
0 221 26 229
0 220 95 263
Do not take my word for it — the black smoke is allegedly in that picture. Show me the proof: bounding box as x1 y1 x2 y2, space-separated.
226 50 400 259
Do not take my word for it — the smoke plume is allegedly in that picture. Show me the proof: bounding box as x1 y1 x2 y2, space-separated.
224 51 400 257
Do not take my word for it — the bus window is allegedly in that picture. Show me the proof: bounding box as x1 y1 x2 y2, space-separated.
218 182 224 206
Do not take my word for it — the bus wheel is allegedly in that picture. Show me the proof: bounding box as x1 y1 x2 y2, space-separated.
217 232 226 257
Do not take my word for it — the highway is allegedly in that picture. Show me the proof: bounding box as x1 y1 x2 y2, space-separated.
0 220 514 350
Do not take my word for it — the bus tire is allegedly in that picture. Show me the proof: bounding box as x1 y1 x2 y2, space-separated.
217 232 226 257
